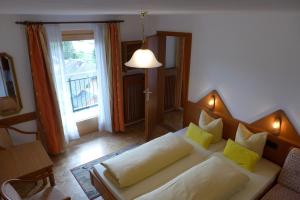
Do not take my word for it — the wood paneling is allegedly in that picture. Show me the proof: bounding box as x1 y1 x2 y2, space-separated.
252 110 300 146
0 112 36 126
121 40 142 72
164 71 176 111
123 74 145 125
184 90 300 166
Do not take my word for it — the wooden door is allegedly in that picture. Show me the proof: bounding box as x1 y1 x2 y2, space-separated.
144 35 159 141
164 68 177 111
123 74 145 125
156 31 192 130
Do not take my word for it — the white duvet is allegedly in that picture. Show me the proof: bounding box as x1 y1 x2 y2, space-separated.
101 133 193 188
135 156 250 200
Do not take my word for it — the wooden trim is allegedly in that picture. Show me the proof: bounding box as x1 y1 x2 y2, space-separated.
157 31 192 38
252 110 300 145
125 119 144 127
184 90 300 166
0 112 36 126
183 90 232 127
90 169 117 200
0 125 37 135
123 73 145 125
182 34 192 112
157 34 166 121
156 31 192 125
61 30 94 41
15 20 124 25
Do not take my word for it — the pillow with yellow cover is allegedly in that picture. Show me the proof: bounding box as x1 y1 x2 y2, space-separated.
223 139 259 171
186 122 214 149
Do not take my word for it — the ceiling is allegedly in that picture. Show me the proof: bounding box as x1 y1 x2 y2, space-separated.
1 0 300 15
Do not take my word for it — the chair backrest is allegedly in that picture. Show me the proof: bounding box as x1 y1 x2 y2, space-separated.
1 180 22 200
0 128 13 149
278 148 300 193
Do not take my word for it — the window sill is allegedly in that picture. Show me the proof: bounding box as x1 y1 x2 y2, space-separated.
74 106 98 122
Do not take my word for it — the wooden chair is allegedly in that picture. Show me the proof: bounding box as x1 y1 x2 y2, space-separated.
1 179 71 200
0 125 54 186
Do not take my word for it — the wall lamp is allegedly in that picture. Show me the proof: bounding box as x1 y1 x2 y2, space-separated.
272 117 281 135
208 95 216 110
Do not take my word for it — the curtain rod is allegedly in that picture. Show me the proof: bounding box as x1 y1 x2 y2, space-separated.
15 20 124 25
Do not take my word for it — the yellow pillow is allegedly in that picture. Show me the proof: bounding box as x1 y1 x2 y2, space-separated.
186 123 213 149
223 139 259 171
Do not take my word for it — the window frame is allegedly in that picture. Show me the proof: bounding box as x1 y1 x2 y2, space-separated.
61 30 94 41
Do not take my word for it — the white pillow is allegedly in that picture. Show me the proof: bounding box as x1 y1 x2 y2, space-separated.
235 123 268 158
198 110 223 143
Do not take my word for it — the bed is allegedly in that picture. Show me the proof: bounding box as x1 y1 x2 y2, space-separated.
90 90 300 200
91 133 280 200
91 129 226 200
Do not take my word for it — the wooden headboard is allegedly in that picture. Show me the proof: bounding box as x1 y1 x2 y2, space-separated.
183 90 300 166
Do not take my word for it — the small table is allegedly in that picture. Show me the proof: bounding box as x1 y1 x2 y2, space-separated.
0 141 54 185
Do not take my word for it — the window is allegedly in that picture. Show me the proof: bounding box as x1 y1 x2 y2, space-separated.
62 30 98 121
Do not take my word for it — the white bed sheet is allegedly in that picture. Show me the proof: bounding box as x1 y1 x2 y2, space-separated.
93 128 226 200
212 152 281 200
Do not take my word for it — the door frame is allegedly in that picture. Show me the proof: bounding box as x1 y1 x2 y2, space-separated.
156 31 192 125
144 35 159 141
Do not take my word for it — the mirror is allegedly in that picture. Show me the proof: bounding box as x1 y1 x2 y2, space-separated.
165 36 180 69
161 35 186 131
0 53 22 116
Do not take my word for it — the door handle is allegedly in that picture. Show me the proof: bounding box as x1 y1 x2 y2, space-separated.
144 88 152 101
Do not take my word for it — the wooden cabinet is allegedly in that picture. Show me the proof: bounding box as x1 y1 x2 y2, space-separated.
123 74 145 125
121 40 142 72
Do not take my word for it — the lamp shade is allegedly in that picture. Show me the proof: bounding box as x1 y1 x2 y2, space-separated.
125 49 162 68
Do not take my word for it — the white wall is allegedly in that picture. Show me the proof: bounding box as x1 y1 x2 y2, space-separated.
149 12 300 133
119 15 156 41
0 15 37 144
0 15 36 116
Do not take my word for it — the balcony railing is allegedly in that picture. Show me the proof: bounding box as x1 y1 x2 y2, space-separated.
68 76 98 112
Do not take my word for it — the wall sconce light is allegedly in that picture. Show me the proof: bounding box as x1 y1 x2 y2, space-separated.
272 117 281 134
208 95 215 110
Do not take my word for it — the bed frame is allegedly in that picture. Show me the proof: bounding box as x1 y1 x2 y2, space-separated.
90 90 300 200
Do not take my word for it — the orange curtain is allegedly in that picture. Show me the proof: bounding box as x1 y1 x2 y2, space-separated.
107 23 125 132
26 25 65 154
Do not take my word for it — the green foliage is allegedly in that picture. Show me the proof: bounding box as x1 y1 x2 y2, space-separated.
62 41 77 59
62 41 96 62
